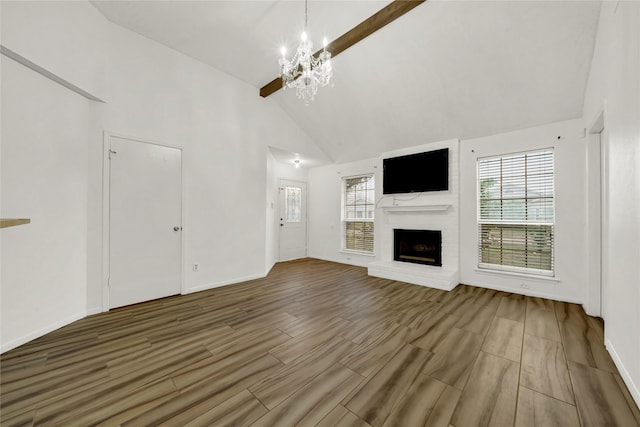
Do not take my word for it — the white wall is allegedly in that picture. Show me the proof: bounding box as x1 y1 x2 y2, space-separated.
273 160 310 185
310 122 587 300
460 119 587 303
1 0 327 349
308 157 380 267
94 23 322 301
265 151 278 272
265 152 310 271
0 56 90 351
1 0 106 351
370 140 460 290
582 1 640 407
0 1 108 100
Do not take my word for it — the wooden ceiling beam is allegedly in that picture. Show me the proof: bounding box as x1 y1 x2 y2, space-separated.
259 0 426 98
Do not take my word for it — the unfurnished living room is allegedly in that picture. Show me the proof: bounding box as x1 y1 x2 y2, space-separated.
1 1 639 426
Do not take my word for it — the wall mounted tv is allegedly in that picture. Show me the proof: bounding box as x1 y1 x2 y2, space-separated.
383 148 449 194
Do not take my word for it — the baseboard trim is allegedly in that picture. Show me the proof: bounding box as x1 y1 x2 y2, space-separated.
86 306 102 316
368 261 458 291
307 255 372 268
458 281 583 305
1 310 86 354
605 338 640 410
185 272 267 294
265 261 276 276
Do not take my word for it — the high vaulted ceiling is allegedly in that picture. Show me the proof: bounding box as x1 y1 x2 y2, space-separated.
91 0 601 164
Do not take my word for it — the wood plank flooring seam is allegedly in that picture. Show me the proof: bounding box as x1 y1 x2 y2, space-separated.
275 327 295 339
614 373 640 426
556 309 583 418
1 259 638 427
452 314 494 392
449 293 525 426
337 360 371 379
246 387 270 411
449 350 520 426
518 384 580 408
512 297 530 427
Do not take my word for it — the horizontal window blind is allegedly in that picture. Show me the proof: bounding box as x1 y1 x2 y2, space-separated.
344 221 374 252
478 150 554 274
343 175 375 253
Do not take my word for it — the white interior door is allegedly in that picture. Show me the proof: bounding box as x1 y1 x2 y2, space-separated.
279 179 307 261
109 136 182 309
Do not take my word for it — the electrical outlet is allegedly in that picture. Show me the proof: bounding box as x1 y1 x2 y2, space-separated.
193 263 199 272
520 283 530 289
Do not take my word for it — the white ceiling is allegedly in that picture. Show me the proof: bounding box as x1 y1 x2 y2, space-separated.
91 0 601 164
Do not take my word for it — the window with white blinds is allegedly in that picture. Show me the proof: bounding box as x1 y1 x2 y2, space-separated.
343 175 375 253
478 149 554 275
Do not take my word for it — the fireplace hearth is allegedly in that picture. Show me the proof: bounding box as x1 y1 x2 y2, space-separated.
394 229 442 267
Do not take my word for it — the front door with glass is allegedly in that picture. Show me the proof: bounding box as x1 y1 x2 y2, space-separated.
278 179 307 261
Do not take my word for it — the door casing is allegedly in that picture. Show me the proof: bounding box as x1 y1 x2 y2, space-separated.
101 131 186 312
586 109 605 318
278 179 308 261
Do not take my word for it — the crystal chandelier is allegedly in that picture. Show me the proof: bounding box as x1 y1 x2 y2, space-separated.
279 0 333 105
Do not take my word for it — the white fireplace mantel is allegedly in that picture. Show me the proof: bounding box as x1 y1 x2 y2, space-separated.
370 139 460 291
381 204 451 214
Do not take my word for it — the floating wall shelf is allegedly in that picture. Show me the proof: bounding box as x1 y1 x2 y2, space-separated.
0 218 31 228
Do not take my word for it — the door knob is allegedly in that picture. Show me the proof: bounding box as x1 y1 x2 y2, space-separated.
173 226 182 231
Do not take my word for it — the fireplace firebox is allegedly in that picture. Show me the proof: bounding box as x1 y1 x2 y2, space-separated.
394 229 442 266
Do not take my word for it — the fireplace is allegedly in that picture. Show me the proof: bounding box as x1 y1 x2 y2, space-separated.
394 229 442 267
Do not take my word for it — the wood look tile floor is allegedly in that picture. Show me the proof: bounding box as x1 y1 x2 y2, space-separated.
1 259 639 427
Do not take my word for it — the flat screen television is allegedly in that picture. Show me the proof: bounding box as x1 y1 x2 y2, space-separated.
383 148 449 194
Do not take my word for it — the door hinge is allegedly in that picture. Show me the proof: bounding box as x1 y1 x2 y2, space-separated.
109 149 117 160
107 277 111 287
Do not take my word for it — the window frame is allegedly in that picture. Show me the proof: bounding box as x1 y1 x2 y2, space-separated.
477 148 555 277
342 174 375 255
283 185 302 223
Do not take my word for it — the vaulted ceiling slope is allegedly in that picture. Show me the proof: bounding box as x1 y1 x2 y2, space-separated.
91 1 601 163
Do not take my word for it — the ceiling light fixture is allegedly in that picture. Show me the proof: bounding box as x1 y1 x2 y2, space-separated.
279 0 333 105
294 159 301 168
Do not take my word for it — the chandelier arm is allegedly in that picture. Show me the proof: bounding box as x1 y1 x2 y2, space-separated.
262 0 426 98
275 0 337 103
282 48 330 79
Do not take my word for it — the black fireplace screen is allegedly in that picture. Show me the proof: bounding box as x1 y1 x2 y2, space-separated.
394 229 442 266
